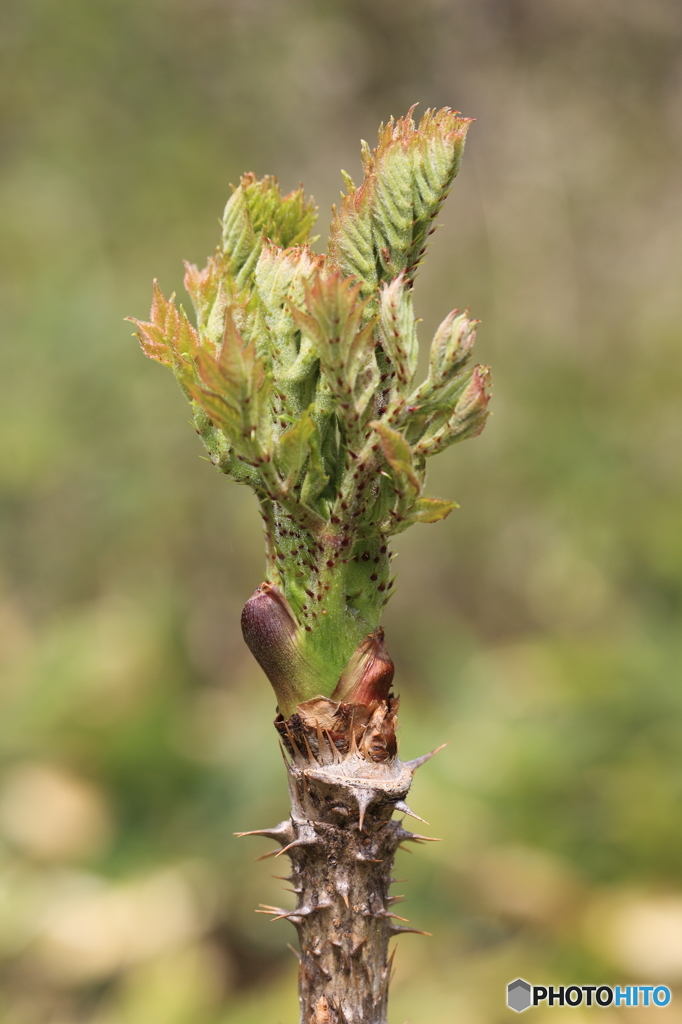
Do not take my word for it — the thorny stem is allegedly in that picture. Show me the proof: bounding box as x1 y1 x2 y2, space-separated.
239 698 441 1024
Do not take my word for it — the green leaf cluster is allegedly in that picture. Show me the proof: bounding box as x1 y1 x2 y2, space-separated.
128 108 491 708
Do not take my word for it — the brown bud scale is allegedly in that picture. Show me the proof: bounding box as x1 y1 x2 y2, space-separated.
331 628 394 706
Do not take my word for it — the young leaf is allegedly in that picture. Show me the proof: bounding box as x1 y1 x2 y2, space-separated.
428 309 478 384
328 107 472 297
416 365 491 455
378 273 419 391
291 272 377 422
256 244 322 323
300 436 329 508
222 174 317 294
327 157 377 297
255 243 323 373
371 420 422 496
398 310 479 442
406 107 472 276
183 253 228 337
275 407 316 489
127 281 200 390
127 280 173 366
410 496 459 523
190 307 271 461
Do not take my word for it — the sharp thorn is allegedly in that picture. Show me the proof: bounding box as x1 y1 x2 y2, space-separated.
256 847 285 861
389 925 432 937
283 719 304 759
324 728 340 762
234 822 292 841
315 721 326 759
278 740 292 769
301 729 317 763
309 956 332 979
289 734 304 760
355 788 375 833
256 904 306 923
386 946 397 990
286 773 305 819
287 942 301 961
393 800 429 824
274 838 307 858
405 743 447 773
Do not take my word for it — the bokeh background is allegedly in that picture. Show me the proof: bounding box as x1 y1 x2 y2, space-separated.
2 1 682 1021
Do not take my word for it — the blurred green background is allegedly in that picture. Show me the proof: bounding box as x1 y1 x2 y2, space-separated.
2 1 682 1021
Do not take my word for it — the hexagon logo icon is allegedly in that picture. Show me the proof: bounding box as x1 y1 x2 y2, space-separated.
507 979 532 1012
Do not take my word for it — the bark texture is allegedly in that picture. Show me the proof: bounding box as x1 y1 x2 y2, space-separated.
240 697 438 1024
